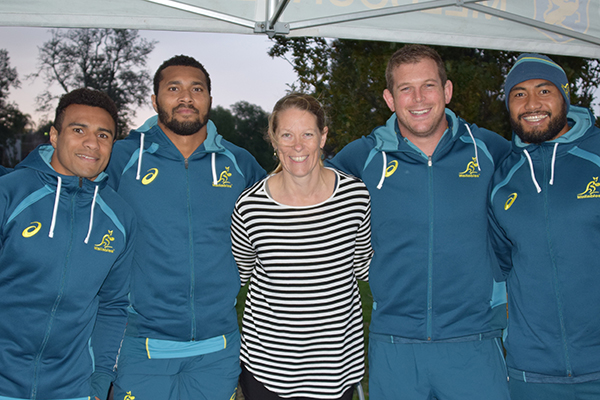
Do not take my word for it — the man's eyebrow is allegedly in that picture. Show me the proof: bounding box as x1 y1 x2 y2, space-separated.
510 81 553 93
67 122 114 137
165 80 206 87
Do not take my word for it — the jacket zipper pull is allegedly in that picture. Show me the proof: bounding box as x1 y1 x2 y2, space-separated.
428 156 432 167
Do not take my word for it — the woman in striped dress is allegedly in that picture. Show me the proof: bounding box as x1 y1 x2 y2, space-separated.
231 93 373 400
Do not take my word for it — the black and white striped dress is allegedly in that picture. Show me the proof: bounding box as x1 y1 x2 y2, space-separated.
231 169 373 399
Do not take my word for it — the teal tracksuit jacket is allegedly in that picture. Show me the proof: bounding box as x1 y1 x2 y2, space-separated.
329 109 510 341
0 144 136 399
489 106 600 383
106 117 265 344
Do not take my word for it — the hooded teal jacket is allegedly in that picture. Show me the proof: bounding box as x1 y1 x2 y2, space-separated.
0 144 136 400
329 109 509 341
489 106 600 383
106 117 265 343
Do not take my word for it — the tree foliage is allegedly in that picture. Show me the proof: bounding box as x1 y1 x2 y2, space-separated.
211 102 275 171
269 38 600 154
0 49 31 165
30 29 156 137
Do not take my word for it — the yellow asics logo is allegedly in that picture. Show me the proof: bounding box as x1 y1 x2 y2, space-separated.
562 83 570 97
124 391 135 400
505 193 517 210
22 222 42 238
385 160 398 177
213 166 233 188
229 387 237 400
459 157 480 178
577 177 600 199
142 168 158 185
94 230 115 253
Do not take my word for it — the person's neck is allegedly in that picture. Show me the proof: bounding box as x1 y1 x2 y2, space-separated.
269 167 335 207
158 121 207 159
402 127 446 157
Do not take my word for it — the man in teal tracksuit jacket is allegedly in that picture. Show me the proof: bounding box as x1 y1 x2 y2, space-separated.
489 53 600 400
0 88 136 400
328 44 510 400
108 55 266 400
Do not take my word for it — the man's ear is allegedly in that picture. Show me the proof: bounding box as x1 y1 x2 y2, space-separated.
49 126 59 149
151 94 158 113
444 79 453 105
383 89 396 112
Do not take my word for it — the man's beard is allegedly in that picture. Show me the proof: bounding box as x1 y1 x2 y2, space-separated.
511 105 568 144
157 102 210 136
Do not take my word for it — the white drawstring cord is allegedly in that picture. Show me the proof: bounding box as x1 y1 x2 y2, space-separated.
377 151 387 190
523 149 541 193
211 153 217 185
136 132 145 180
549 143 559 186
49 176 62 238
465 124 481 171
84 185 98 244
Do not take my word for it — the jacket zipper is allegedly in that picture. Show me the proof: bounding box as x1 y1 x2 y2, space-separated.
427 155 434 341
185 158 196 340
31 190 77 398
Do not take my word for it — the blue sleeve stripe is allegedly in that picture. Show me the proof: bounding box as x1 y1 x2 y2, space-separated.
122 142 160 176
7 185 54 225
96 195 127 241
568 146 600 168
459 136 495 167
220 149 244 178
491 157 526 202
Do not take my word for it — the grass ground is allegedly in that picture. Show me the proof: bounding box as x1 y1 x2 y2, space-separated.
235 280 373 400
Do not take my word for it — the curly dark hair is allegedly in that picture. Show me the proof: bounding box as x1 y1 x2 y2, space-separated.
54 88 118 133
153 55 211 95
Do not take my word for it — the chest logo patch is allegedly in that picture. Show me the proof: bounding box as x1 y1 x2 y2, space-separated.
124 391 135 400
577 177 600 199
142 168 158 185
94 230 115 253
385 160 398 177
459 157 480 178
505 193 518 210
213 166 233 188
22 221 42 238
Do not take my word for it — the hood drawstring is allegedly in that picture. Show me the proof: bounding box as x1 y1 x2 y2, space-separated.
84 185 99 244
523 149 542 193
550 143 559 186
49 176 62 238
136 132 145 180
377 151 388 190
211 153 218 185
523 143 559 193
465 124 481 172
48 176 99 244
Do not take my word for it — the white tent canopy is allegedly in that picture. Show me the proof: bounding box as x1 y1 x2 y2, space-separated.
2 0 599 58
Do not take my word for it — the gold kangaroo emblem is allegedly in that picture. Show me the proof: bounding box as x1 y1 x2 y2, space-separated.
96 230 115 249
124 391 135 400
579 177 600 196
218 167 232 184
460 157 479 175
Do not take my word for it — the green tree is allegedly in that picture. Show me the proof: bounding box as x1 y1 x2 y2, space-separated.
0 49 31 166
211 103 275 171
30 29 156 137
269 38 600 151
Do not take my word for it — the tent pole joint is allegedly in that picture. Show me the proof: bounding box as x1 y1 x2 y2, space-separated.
254 21 290 38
